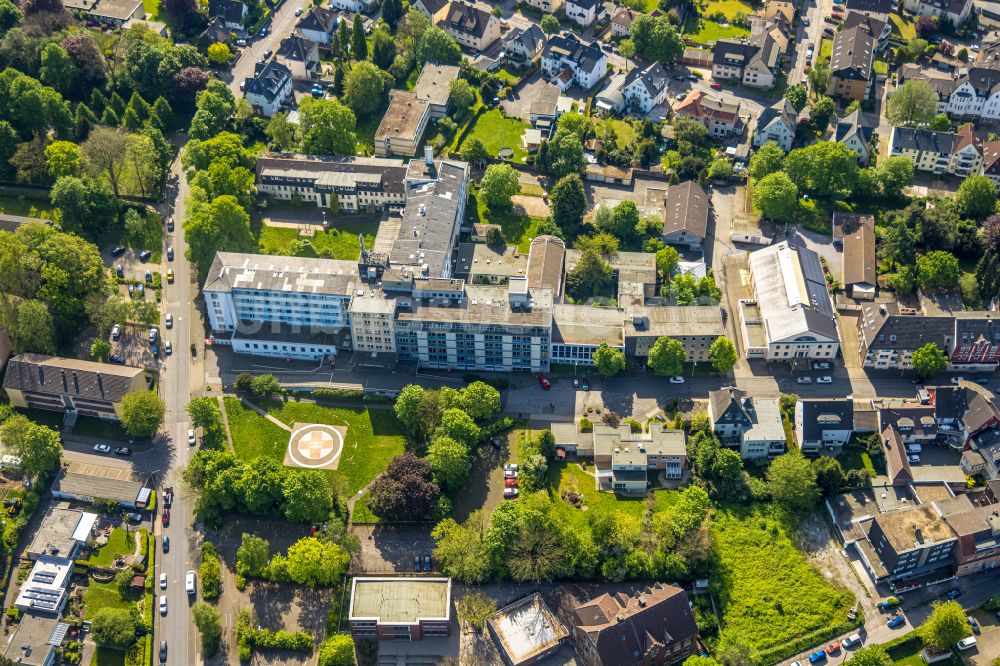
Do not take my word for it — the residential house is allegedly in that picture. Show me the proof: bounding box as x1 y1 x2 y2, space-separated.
708 387 786 459
208 0 247 30
862 501 957 582
952 314 1000 370
541 34 608 91
86 0 144 26
843 10 890 50
739 242 841 361
551 304 624 366
827 23 876 101
414 63 460 118
411 0 448 17
857 302 955 370
794 399 856 454
833 213 876 299
243 60 293 117
752 98 797 152
276 35 320 78
196 16 233 51
487 594 568 666
596 62 669 115
3 612 63 666
566 0 606 27
844 0 894 13
503 24 545 65
295 6 339 44
960 449 988 475
711 37 779 89
327 0 378 13
672 90 741 137
749 12 793 57
835 109 874 163
938 495 1000 575
524 0 565 11
590 425 688 492
2 354 147 424
611 6 640 37
661 180 709 250
903 0 973 26
433 1 501 53
374 90 431 157
757 0 794 23
888 125 983 176
982 140 1000 190
569 583 700 666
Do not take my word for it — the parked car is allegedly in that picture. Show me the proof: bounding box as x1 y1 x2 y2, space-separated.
115 264 124 278
111 324 121 339
149 328 158 344
114 447 131 456
294 6 302 14
413 556 420 571
126 512 143 522
951 376 965 384
185 571 196 594
159 641 167 663
956 636 977 650
503 487 519 499
423 555 431 572
908 454 920 464
687 74 699 81
138 249 152 262
167 246 174 261
235 38 247 46
162 536 169 553
166 217 174 232
812 361 831 370
159 573 167 589
187 429 197 446
165 313 173 329
263 49 273 59
582 379 589 391
166 269 174 283
93 443 112 453
946 588 962 600
159 595 167 615
843 633 862 648
144 270 152 284
826 642 841 655
165 341 172 355
673 74 685 81
669 376 685 384
109 354 126 364
111 245 126 257
162 508 170 527
848 605 858 621
817 376 833 384
796 376 813 384
887 614 905 628
137 283 144 296
537 374 551 390
504 477 519 487
676 93 687 101
710 80 722 90
807 650 826 663
967 615 980 634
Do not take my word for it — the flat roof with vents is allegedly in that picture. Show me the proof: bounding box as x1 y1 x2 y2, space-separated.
3 612 62 666
349 577 451 625
487 593 568 666
204 252 359 297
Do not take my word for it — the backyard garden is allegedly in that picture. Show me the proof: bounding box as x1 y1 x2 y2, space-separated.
683 0 753 45
458 109 530 163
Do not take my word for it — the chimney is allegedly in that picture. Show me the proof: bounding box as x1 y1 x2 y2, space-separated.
72 372 79 394
424 145 434 166
61 370 68 392
96 373 104 398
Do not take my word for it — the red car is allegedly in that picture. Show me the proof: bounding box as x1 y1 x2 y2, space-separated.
710 81 723 90
505 478 519 487
538 374 551 390
162 508 170 527
826 642 841 655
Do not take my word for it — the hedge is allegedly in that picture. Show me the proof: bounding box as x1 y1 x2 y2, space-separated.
755 618 860 665
236 609 312 663
200 542 221 601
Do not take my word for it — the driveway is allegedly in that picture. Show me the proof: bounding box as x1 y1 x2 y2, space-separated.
350 524 436 575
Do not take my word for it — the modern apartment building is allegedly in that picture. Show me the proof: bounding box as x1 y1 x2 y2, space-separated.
888 125 983 176
255 153 409 212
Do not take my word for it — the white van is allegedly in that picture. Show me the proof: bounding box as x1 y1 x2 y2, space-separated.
843 633 862 648
956 636 977 650
905 444 922 454
185 571 196 595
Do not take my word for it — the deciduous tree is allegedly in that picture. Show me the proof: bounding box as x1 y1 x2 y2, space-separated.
368 453 440 521
427 435 470 491
647 337 684 377
343 61 386 117
955 173 997 219
708 337 737 374
887 79 938 127
592 343 625 377
919 600 970 651
284 536 349 586
913 342 948 378
119 391 166 439
752 171 798 222
192 602 222 656
479 163 520 209
298 97 358 156
417 26 460 64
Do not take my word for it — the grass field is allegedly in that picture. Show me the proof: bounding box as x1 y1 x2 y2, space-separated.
85 528 133 568
551 464 679 525
607 119 636 150
887 634 962 666
73 416 130 442
820 38 833 62
223 397 290 462
264 401 407 495
0 194 59 221
711 508 855 662
258 216 379 260
837 445 875 474
459 109 530 162
91 648 126 666
83 579 133 615
686 20 749 44
470 190 546 253
889 13 916 41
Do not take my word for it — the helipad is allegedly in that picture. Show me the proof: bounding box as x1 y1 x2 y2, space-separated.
284 423 346 470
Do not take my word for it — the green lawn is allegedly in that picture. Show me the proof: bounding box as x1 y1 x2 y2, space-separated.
85 528 133 568
837 446 875 474
874 60 888 75
0 194 59 221
73 416 130 442
458 109 530 162
91 648 126 666
258 216 380 260
552 464 678 522
83 579 133 615
142 0 160 19
356 100 388 156
223 397 291 462
607 119 636 150
266 401 406 495
712 508 856 663
889 13 916 41
687 20 750 45
887 634 963 666
469 189 546 253
820 38 833 63
703 0 753 17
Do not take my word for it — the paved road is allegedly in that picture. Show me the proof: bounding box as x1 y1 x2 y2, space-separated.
153 150 199 665
789 0 834 87
228 1 307 95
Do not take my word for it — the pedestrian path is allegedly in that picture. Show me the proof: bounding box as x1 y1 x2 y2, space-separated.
239 397 292 432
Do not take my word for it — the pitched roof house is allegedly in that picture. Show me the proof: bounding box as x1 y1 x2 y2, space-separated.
857 302 955 370
708 387 786 459
502 24 545 64
295 6 339 44
541 34 608 91
794 399 858 454
433 1 501 52
835 109 874 163
611 6 640 37
672 90 741 137
276 35 320 78
243 60 293 117
569 583 701 666
827 23 876 101
888 124 983 176
208 0 247 29
752 98 797 151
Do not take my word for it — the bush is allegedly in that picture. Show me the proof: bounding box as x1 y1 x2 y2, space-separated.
200 542 221 600
236 609 313 662
90 608 140 648
310 388 365 402
579 417 593 432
